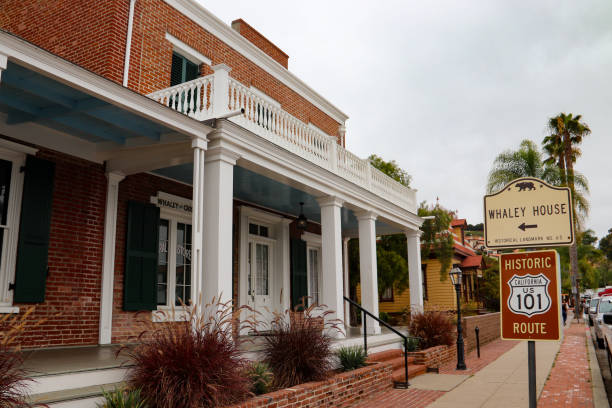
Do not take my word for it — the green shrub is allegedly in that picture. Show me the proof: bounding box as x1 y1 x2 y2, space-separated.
336 346 367 371
246 362 273 395
98 388 147 408
408 311 454 349
379 311 390 323
405 337 420 352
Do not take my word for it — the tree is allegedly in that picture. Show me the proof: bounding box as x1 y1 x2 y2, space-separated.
599 229 612 262
546 113 591 310
486 140 559 193
418 202 454 280
478 257 500 311
368 154 412 187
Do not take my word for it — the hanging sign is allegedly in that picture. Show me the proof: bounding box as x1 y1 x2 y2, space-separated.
500 250 561 341
484 177 574 249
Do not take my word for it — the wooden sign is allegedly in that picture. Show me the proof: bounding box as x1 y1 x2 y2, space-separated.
500 250 561 341
484 177 574 249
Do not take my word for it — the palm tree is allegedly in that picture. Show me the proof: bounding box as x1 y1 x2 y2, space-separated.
545 113 591 315
486 140 559 193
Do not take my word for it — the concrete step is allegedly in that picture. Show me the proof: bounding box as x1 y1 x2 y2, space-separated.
27 366 128 395
28 382 123 407
391 364 427 383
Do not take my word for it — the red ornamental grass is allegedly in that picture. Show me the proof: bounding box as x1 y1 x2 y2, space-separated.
124 298 253 408
408 310 454 349
260 302 342 388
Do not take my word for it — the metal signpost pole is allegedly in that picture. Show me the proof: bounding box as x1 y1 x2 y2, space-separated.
528 340 536 408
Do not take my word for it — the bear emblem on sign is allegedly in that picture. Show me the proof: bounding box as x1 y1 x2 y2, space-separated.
507 274 552 317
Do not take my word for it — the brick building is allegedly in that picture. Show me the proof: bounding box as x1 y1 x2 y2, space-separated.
0 1 424 404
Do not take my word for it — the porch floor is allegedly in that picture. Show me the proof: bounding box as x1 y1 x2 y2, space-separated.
20 326 408 376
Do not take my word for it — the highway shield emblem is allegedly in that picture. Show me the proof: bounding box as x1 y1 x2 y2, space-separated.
507 274 551 317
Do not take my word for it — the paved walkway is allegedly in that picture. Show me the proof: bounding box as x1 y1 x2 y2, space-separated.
538 323 593 407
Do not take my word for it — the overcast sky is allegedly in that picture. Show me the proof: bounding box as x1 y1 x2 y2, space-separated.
200 0 611 241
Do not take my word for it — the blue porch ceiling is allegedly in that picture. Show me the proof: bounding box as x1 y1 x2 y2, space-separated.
0 62 176 144
153 164 397 234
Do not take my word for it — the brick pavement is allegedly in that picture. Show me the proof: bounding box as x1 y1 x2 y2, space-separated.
350 338 517 407
538 322 593 408
439 338 518 375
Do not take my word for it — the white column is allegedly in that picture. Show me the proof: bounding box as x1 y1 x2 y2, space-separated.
190 137 207 312
342 237 350 328
316 196 345 338
356 210 380 335
280 219 292 313
211 64 231 117
99 171 125 345
203 145 239 306
406 229 424 314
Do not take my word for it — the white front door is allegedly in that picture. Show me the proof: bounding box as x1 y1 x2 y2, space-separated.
247 238 274 328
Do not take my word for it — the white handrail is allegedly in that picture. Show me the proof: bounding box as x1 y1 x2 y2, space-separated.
148 76 416 212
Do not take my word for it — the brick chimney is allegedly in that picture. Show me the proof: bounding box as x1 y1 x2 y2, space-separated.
231 19 289 69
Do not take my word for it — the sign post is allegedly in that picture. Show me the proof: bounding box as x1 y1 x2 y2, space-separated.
485 177 573 408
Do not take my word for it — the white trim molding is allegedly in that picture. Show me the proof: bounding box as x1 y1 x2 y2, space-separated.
0 53 8 82
163 0 349 124
99 172 125 344
165 33 212 66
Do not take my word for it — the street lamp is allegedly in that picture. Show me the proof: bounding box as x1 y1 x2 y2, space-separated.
449 266 466 370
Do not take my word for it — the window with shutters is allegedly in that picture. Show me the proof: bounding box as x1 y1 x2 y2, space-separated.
170 52 200 86
380 286 394 302
156 216 192 308
0 141 37 313
307 247 320 305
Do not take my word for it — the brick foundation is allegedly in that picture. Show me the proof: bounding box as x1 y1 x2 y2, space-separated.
462 312 500 351
227 362 393 408
407 339 470 369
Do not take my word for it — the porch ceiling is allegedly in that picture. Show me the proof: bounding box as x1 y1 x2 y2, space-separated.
153 163 404 236
0 62 177 144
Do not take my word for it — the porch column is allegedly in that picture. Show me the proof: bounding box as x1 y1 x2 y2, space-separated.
203 145 239 306
406 229 424 314
356 210 380 335
342 237 350 328
190 137 207 312
316 196 345 338
99 171 124 345
280 219 292 312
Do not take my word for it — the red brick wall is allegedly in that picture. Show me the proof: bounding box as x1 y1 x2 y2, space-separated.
407 339 470 369
462 312 500 351
0 0 342 140
231 19 289 69
227 362 393 408
0 0 129 84
111 172 192 344
10 145 107 348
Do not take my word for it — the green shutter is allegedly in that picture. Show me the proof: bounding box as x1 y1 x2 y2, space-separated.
290 238 307 310
124 201 159 311
14 156 55 303
170 53 183 86
185 59 199 82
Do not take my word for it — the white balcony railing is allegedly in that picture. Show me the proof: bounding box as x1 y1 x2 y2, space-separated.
148 66 416 213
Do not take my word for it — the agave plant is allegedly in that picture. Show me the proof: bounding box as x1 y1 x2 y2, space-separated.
98 387 147 408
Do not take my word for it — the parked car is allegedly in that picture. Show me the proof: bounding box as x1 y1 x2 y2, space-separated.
593 296 612 349
583 298 591 322
589 297 600 327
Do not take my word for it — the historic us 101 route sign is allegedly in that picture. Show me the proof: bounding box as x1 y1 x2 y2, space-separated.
484 177 574 249
500 250 561 341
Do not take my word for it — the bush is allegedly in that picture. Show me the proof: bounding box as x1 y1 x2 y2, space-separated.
246 362 273 395
405 336 420 352
124 298 252 408
98 387 147 408
0 307 44 408
336 346 367 371
408 311 454 349
379 311 390 323
260 303 341 388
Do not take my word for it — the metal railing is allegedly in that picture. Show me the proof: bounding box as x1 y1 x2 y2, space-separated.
343 296 420 389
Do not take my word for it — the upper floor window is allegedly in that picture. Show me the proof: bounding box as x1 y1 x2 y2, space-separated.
170 52 200 86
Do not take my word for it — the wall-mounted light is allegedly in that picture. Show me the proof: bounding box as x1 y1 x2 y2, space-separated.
297 202 308 231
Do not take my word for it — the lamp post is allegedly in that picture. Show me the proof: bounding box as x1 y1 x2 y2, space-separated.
449 266 466 370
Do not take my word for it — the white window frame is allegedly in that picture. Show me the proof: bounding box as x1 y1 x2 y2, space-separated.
0 140 37 314
302 232 322 306
165 33 212 66
151 192 192 322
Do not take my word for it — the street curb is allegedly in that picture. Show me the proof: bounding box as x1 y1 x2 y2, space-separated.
586 328 608 408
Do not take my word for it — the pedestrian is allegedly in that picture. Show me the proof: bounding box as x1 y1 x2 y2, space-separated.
562 300 568 326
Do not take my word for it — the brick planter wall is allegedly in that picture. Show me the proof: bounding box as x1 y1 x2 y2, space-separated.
407 339 469 369
227 362 393 408
462 312 500 351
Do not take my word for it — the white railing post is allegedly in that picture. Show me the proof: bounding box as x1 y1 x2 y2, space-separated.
330 140 338 172
211 64 231 117
366 161 373 189
338 123 346 147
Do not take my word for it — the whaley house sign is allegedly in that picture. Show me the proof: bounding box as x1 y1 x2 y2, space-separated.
484 177 574 249
484 177 573 408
